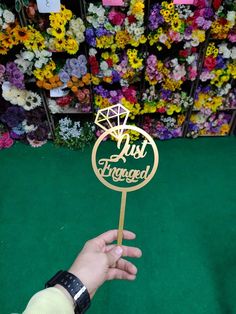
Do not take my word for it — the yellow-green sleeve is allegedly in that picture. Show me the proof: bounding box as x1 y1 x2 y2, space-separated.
23 287 74 314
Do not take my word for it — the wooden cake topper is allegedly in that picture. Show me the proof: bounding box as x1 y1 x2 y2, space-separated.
92 104 159 245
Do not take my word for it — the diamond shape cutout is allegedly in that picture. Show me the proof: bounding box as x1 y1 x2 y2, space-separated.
95 104 130 139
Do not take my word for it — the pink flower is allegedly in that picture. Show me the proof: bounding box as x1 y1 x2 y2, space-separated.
228 33 236 43
0 132 14 150
169 30 182 42
108 10 126 26
189 66 198 80
173 65 186 81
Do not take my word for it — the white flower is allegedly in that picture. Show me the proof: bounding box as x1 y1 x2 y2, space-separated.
3 10 15 24
17 95 27 107
22 120 37 133
100 61 109 71
23 92 42 110
0 8 3 16
231 47 236 59
2 22 8 29
219 44 231 58
103 69 112 77
89 48 97 56
227 11 235 23
48 98 62 114
191 38 200 47
186 55 195 64
22 51 35 61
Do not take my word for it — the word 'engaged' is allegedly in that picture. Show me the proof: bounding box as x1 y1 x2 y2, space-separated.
97 134 151 184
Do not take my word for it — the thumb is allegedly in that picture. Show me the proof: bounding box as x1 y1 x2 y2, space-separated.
106 246 123 266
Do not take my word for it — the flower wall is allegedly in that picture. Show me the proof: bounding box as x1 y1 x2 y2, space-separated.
0 0 235 149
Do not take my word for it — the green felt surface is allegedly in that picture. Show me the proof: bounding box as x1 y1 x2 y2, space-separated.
1 137 236 314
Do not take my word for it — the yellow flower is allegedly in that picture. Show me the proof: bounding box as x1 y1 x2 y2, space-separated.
92 76 100 85
96 35 114 49
115 30 130 49
101 52 109 60
53 38 66 51
95 95 103 107
51 26 65 39
24 26 45 51
171 19 181 32
130 0 144 19
192 29 205 43
65 37 79 54
220 124 230 135
168 3 174 9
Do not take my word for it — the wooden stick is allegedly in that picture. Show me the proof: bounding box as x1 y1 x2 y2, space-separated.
117 191 127 246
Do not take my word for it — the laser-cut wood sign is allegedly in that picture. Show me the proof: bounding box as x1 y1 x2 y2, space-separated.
92 104 159 245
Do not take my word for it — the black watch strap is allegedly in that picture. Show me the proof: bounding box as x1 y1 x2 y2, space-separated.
45 270 91 314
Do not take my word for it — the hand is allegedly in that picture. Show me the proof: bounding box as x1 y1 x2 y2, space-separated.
68 229 142 299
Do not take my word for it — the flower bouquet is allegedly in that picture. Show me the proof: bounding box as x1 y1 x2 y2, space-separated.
55 117 96 150
94 85 141 119
85 0 146 51
187 111 232 137
142 114 184 140
148 0 213 50
0 4 29 55
141 86 193 115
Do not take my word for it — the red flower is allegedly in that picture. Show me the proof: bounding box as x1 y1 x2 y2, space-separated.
56 95 73 107
122 87 137 103
106 58 113 67
158 107 166 113
108 10 125 26
179 50 189 58
213 0 222 10
204 56 217 71
128 15 137 24
89 56 99 75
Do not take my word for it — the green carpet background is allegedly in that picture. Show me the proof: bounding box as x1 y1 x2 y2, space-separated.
1 137 236 314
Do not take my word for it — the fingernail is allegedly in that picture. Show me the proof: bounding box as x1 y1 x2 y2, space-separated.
115 246 123 255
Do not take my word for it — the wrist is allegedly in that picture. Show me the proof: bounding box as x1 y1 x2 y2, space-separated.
54 284 75 308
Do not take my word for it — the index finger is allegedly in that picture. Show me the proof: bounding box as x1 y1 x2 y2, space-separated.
96 230 136 244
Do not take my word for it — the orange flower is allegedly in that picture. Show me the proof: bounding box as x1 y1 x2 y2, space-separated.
43 82 52 90
71 86 78 93
67 81 73 88
82 73 91 85
36 80 44 88
13 26 29 42
71 76 79 83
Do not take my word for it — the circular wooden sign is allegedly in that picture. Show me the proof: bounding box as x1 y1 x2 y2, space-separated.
92 125 159 193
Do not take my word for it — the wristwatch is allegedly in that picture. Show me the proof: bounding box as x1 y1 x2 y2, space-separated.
45 270 91 314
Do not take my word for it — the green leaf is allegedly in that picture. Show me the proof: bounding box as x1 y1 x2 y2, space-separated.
22 0 29 7
15 0 22 12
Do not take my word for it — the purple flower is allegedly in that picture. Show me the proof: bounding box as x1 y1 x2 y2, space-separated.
112 70 120 83
216 56 226 69
148 4 164 31
78 55 87 65
59 70 70 83
0 106 26 128
80 64 88 76
94 86 109 98
6 62 17 74
85 28 96 47
71 69 82 78
95 27 110 37
27 122 49 141
68 58 80 69
161 89 172 100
